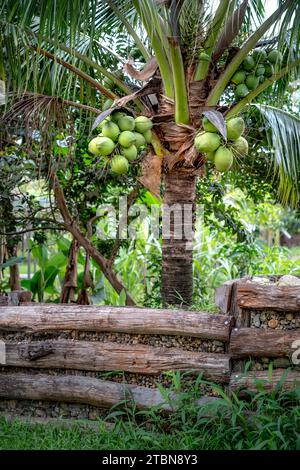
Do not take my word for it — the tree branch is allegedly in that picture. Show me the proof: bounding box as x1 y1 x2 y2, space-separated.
31 47 119 100
50 173 136 306
108 184 141 268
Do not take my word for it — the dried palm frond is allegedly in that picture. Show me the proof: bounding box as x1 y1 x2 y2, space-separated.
1 93 68 141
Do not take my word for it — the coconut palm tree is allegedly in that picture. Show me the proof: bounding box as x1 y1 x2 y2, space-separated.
1 0 300 306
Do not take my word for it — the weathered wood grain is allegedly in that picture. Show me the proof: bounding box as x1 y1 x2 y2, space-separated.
230 369 300 395
0 291 32 306
230 328 300 359
0 373 172 411
0 305 233 341
1 340 231 382
215 280 235 314
236 283 300 312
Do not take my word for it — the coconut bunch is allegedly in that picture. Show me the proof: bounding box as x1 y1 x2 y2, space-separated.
230 49 282 100
194 116 248 172
88 112 153 175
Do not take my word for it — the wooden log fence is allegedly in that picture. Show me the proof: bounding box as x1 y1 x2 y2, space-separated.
2 340 230 382
236 283 300 312
230 369 300 395
0 373 173 411
230 328 300 359
0 276 300 414
0 305 233 341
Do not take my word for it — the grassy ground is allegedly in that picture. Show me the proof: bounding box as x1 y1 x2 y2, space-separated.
1 383 300 450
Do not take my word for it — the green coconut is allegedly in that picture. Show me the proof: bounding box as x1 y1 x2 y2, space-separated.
194 132 221 153
143 129 153 144
255 65 265 76
121 144 138 161
232 136 248 156
88 136 115 156
202 116 217 133
268 50 283 65
245 74 259 90
97 117 111 131
103 76 114 89
102 98 114 111
226 117 245 140
111 111 127 123
253 49 267 63
133 132 146 148
264 63 274 77
118 130 136 148
205 151 215 162
101 121 120 141
258 75 265 83
231 70 246 85
214 147 233 172
243 56 255 71
118 115 136 131
235 84 249 99
135 116 153 133
110 155 129 174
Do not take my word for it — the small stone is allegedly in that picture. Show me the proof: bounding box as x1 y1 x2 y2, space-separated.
253 314 261 327
286 313 293 321
268 318 278 328
260 313 266 321
252 276 272 285
88 410 99 420
278 275 300 286
36 409 46 418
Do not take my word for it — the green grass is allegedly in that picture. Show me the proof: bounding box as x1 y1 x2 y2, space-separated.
1 382 300 450
289 246 300 263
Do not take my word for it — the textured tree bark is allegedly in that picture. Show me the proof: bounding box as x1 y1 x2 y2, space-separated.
60 238 79 303
0 373 172 411
230 369 300 395
0 305 233 340
230 328 300 358
7 244 21 291
162 169 196 306
2 339 230 382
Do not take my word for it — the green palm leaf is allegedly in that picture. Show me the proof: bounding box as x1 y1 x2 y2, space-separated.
253 104 300 207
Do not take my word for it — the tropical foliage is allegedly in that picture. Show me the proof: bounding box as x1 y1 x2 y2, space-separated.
0 0 300 305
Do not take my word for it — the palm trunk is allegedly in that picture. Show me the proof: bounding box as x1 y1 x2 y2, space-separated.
161 169 196 306
8 244 21 291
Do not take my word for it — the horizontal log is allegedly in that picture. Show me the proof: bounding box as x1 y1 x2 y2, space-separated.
0 305 233 341
1 340 231 382
230 369 300 395
0 373 172 411
236 282 300 311
230 328 300 358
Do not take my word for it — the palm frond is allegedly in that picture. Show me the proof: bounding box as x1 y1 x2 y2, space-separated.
253 104 300 207
179 0 206 60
